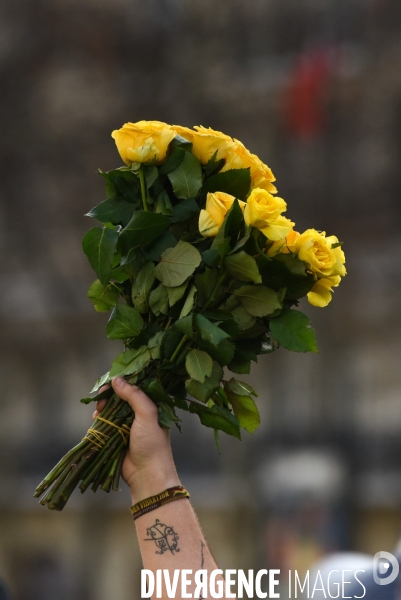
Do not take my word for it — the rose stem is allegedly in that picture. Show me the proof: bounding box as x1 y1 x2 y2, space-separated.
112 448 125 491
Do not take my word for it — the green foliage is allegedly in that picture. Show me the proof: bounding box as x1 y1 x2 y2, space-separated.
87 280 119 312
159 145 185 175
167 281 188 307
118 211 170 259
195 267 219 306
155 241 202 287
82 227 118 285
179 284 196 318
205 168 251 200
190 403 241 439
146 230 177 261
225 251 262 283
233 284 281 317
185 349 213 383
106 304 144 340
86 198 134 226
226 390 260 433
149 284 169 316
195 314 230 346
186 360 223 403
131 262 155 313
109 346 151 378
174 315 193 338
167 150 203 199
270 309 318 353
171 198 200 223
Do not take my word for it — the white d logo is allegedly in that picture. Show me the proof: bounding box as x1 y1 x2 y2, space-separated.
373 551 399 586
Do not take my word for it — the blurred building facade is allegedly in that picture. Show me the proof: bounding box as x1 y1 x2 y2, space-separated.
1 0 401 598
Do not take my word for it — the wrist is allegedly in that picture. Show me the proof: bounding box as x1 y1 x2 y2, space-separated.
128 463 180 504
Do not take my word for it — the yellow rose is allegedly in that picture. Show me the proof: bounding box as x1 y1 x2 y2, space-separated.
223 140 277 194
199 191 245 237
307 276 341 307
172 126 277 193
266 230 301 256
111 121 176 165
173 125 237 165
244 188 294 241
296 229 346 278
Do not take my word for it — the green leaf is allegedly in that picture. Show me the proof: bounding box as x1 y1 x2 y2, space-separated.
147 331 165 359
224 199 245 243
233 285 281 317
149 284 169 316
146 231 177 261
195 314 230 346
198 338 235 367
159 145 186 175
185 360 223 402
80 385 114 405
106 304 144 340
270 309 318 353
82 227 118 285
167 150 203 199
155 240 202 287
226 378 258 397
174 315 193 338
144 166 158 189
118 211 170 259
202 248 220 268
202 309 233 321
111 265 130 282
87 279 119 312
109 346 151 378
86 198 135 227
228 360 250 374
225 251 262 283
90 371 111 393
179 284 197 318
274 253 307 277
155 190 174 216
195 268 219 306
130 322 162 349
194 404 241 439
167 281 188 307
226 391 260 433
131 262 156 313
158 402 181 430
162 329 183 359
185 349 213 383
144 380 173 405
205 168 251 201
171 198 200 223
230 305 257 330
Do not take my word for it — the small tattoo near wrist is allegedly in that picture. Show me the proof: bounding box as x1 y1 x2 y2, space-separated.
144 519 180 555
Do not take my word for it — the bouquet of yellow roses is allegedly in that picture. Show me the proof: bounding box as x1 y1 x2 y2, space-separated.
34 121 346 510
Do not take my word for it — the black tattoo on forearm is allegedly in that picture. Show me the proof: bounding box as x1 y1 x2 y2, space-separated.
144 519 180 555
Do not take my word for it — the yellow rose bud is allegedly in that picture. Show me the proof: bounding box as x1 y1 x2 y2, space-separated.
199 191 245 237
266 230 301 256
296 229 346 278
244 188 294 241
173 125 238 165
111 120 176 165
307 276 341 307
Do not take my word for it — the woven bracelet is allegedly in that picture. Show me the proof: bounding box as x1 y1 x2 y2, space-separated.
130 485 190 520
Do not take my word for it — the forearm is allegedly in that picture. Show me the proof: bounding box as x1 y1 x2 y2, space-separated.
130 479 228 599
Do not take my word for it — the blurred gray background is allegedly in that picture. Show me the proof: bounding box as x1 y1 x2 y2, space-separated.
1 0 401 598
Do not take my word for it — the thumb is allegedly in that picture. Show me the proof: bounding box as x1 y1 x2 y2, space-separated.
112 377 158 420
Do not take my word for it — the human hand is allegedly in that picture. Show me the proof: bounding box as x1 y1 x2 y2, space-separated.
93 377 180 503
